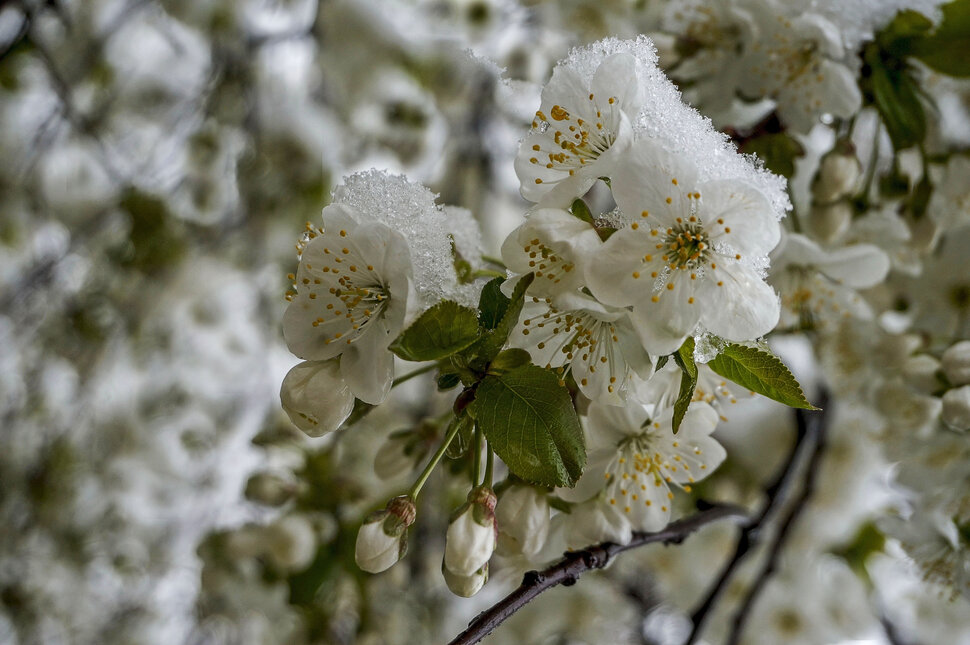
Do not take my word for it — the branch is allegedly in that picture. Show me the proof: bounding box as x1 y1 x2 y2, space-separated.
724 396 832 645
447 503 750 645
684 392 831 645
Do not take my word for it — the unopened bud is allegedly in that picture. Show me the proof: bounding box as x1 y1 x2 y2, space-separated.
355 496 416 573
496 485 550 559
442 561 488 597
807 201 852 243
942 341 970 387
444 486 497 577
812 149 861 204
264 515 317 571
280 360 355 437
374 424 434 480
942 385 970 431
902 354 942 395
245 472 296 506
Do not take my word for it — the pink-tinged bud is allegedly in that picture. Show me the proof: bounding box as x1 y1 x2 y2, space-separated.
444 486 497 577
355 496 416 573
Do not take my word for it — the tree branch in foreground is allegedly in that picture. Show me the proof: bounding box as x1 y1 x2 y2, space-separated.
447 503 751 645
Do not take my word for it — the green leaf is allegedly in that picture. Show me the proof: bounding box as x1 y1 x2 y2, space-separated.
864 43 927 150
655 354 670 372
739 132 806 179
910 174 933 218
707 343 818 410
473 364 585 487
437 372 462 391
487 348 532 375
450 236 475 285
390 301 481 361
571 198 595 226
909 0 970 77
478 278 509 330
671 337 698 434
475 273 534 362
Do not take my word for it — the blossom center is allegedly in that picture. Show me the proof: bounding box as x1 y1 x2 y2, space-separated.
663 220 709 270
529 96 620 177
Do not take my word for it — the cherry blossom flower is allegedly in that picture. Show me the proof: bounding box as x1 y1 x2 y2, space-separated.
282 203 412 405
586 139 781 355
559 400 726 532
514 52 640 207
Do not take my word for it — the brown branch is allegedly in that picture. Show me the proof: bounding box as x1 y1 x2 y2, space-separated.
684 392 830 645
724 396 832 645
446 503 751 645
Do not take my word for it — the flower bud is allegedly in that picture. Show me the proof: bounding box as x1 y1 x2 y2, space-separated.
807 201 852 243
355 496 416 573
442 561 488 598
902 354 942 395
496 485 550 559
244 472 297 506
812 149 861 204
280 360 355 437
942 385 970 431
942 341 970 387
264 515 318 572
374 423 435 481
444 487 497 577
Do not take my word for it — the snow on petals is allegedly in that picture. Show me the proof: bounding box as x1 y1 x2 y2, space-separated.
514 52 639 207
282 203 411 405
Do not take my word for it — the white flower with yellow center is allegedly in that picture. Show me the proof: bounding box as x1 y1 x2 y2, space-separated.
586 139 781 356
500 208 602 298
738 3 862 133
514 52 639 207
282 203 411 405
560 400 726 532
510 292 653 405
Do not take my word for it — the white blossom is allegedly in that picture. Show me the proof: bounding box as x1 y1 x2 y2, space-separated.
279 360 356 436
943 341 970 387
560 400 726 532
942 386 970 432
355 496 416 574
495 485 551 559
444 487 498 577
514 52 639 207
282 203 412 405
587 139 781 354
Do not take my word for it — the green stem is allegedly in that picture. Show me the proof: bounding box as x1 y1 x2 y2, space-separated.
393 363 436 388
472 269 507 280
481 255 507 270
856 122 882 208
483 444 494 488
471 425 483 485
409 415 461 499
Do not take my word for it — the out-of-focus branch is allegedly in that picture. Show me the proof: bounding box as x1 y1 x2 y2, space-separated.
685 392 830 645
723 396 832 645
446 503 751 645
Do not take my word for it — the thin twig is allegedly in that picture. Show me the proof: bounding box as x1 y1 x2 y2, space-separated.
683 400 824 645
447 503 751 645
724 397 832 645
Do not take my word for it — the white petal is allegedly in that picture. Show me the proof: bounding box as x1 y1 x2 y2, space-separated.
280 360 355 436
698 180 780 257
699 262 780 341
341 325 394 405
611 139 699 227
814 244 890 288
628 271 701 356
557 451 612 503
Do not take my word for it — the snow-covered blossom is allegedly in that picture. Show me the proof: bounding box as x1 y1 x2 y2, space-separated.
444 487 498 578
511 291 654 404
282 203 411 405
587 139 781 354
514 52 639 206
560 400 726 532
